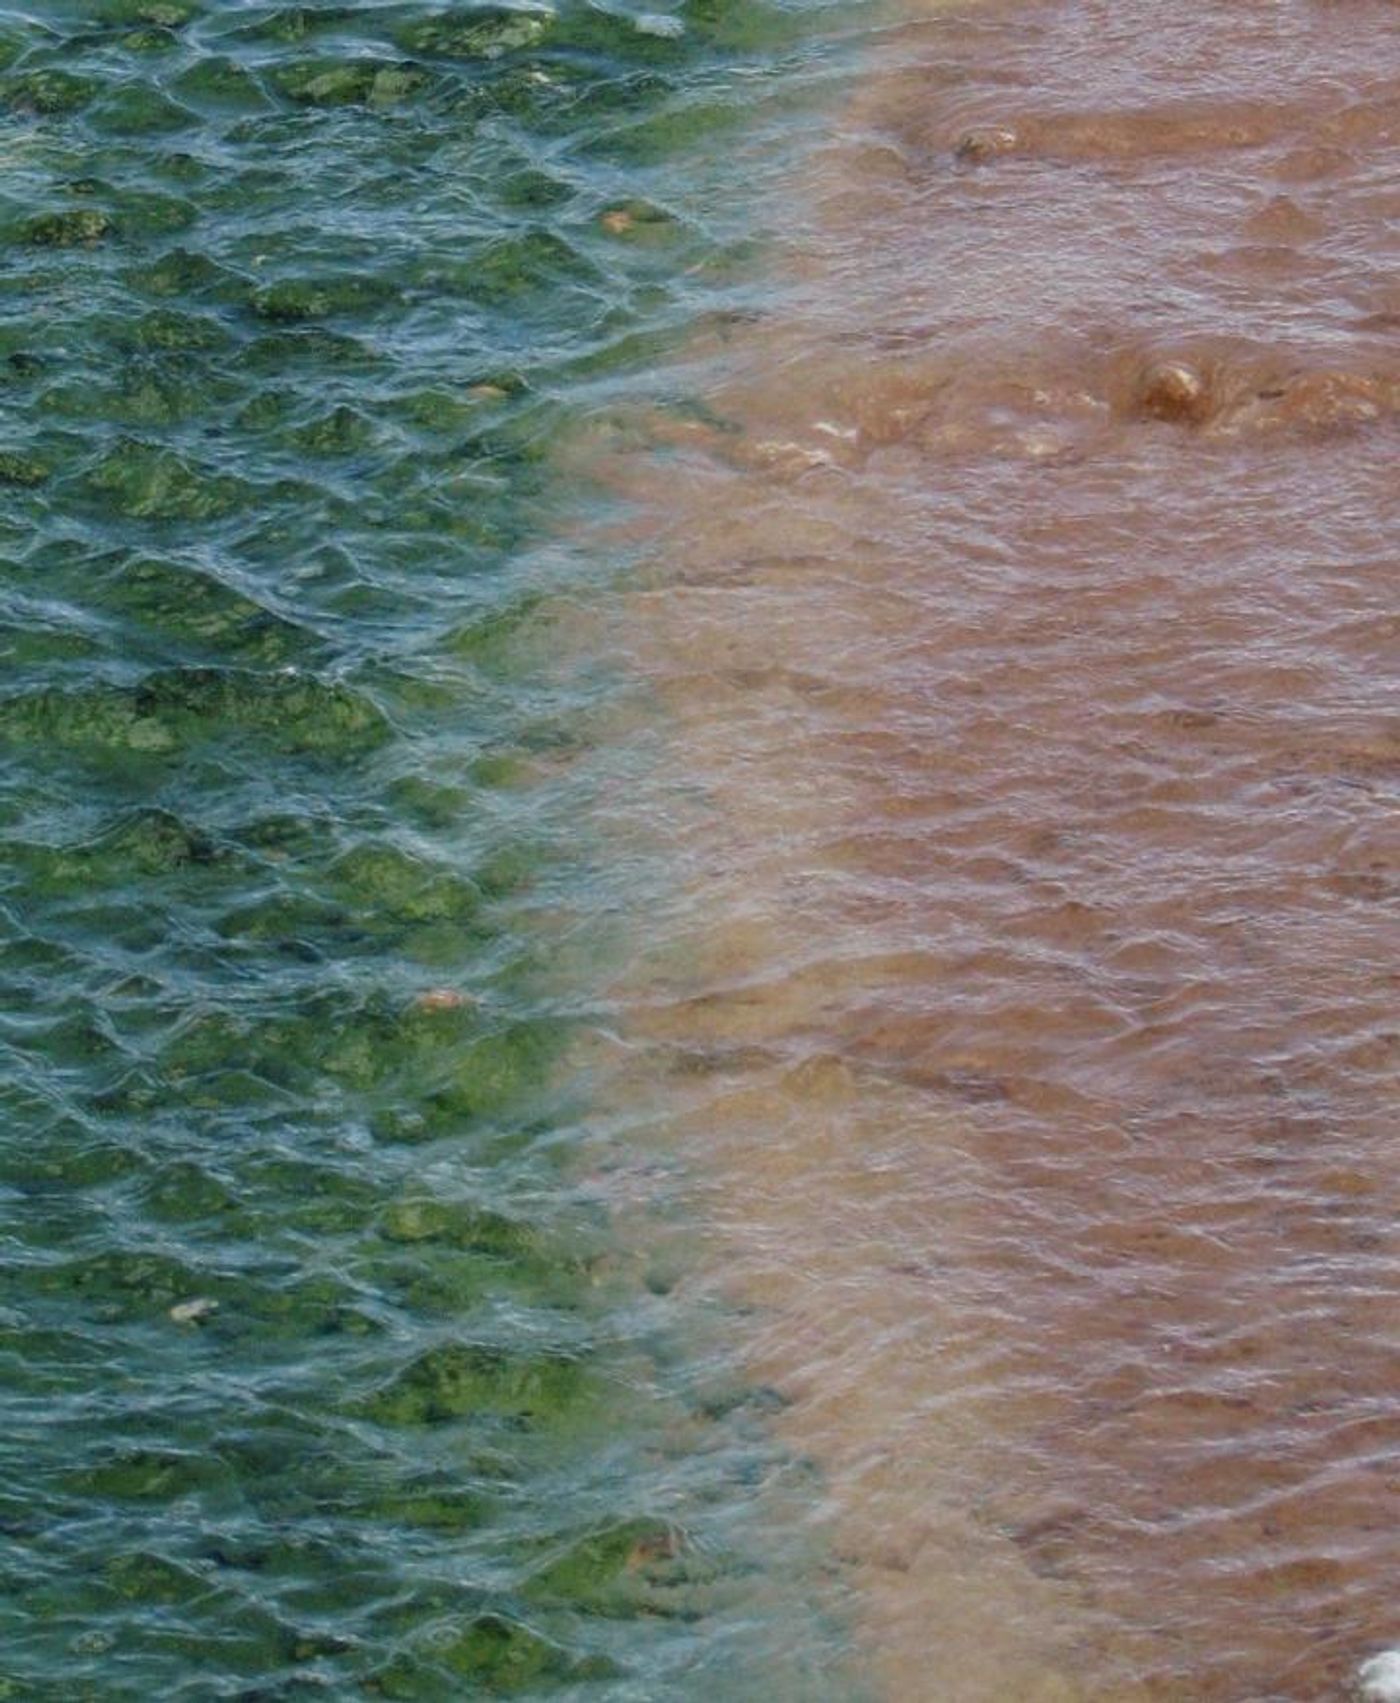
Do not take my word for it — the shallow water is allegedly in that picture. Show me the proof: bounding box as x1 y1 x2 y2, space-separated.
7 0 1398 1694
582 0 1400 1696
0 2 868 1697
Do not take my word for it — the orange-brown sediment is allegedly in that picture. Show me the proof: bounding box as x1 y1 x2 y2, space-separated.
586 1 1400 1696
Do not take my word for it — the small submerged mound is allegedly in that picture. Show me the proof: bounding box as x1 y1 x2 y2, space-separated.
948 97 1292 165
1134 358 1209 426
1115 343 1397 439
628 331 1400 477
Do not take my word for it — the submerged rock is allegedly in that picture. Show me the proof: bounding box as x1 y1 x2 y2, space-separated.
379 1197 533 1255
21 207 111 247
271 58 426 107
328 842 481 925
954 123 1019 163
365 1340 587 1425
96 0 200 24
524 1518 684 1613
425 1613 618 1691
1137 358 1210 425
44 808 219 881
85 439 247 519
292 403 377 454
394 9 551 59
0 451 48 485
104 1549 206 1604
5 68 98 114
250 273 398 322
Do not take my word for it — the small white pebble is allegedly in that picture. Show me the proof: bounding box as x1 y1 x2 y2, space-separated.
1357 1651 1400 1702
635 13 685 37
169 1297 219 1326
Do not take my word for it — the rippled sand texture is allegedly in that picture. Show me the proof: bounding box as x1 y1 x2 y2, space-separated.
598 0 1400 1696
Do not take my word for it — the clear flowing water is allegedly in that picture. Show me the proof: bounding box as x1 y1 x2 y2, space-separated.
0 3 867 1698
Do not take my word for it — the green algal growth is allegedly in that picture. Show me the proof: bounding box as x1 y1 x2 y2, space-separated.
271 58 427 107
364 1340 589 1425
243 327 382 370
96 0 200 25
432 1018 563 1125
126 308 231 351
232 6 370 46
115 26 181 55
89 85 194 135
524 1518 685 1615
292 403 376 454
63 1447 231 1503
328 842 482 925
6 809 218 892
424 229 602 305
250 273 399 322
123 247 240 298
85 440 247 519
95 555 314 661
4 68 97 114
0 24 31 72
104 1551 207 1606
139 1158 236 1222
420 1613 619 1692
0 670 388 759
370 1619 617 1698
102 188 195 236
0 0 850 1694
393 8 551 59
21 208 111 247
380 1196 537 1256
171 54 269 110
0 452 49 486
134 667 390 752
368 1478 492 1532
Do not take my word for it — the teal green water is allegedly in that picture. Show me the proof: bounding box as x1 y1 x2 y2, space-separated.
0 3 862 1696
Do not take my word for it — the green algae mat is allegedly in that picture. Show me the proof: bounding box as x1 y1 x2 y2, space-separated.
0 2 858 1697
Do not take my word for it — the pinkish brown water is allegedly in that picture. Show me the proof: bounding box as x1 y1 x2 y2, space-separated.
579 0 1400 1695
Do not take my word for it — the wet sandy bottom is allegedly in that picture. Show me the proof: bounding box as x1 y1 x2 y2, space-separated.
581 0 1400 1696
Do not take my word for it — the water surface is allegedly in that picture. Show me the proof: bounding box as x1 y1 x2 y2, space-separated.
585 0 1400 1695
0 2 864 1696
